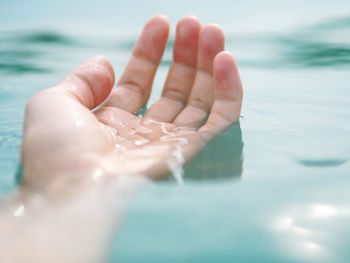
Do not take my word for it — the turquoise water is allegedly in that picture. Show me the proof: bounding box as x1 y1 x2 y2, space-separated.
1 0 350 262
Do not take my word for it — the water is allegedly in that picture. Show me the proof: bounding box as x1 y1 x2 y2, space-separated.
1 0 350 262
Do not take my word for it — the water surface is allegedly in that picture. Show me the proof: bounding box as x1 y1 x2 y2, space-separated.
0 1 350 262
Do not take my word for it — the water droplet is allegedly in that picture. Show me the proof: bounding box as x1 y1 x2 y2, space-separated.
13 204 25 217
92 168 103 181
134 139 149 146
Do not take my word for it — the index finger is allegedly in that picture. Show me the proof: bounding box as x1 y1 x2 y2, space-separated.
105 15 170 114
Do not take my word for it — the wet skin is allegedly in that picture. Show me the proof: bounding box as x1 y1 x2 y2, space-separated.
0 15 243 263
21 15 243 195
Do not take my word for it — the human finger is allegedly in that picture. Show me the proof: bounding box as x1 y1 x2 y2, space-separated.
105 15 170 114
144 16 201 122
172 24 225 128
199 51 243 135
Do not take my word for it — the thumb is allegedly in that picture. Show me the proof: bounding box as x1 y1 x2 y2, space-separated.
24 56 115 132
58 56 115 109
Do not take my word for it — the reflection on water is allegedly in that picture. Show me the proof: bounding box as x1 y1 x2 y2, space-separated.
273 203 350 262
184 122 243 181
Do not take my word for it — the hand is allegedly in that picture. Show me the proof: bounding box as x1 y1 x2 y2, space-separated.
21 15 243 193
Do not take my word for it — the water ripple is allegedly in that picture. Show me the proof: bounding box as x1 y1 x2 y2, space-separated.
14 31 76 45
299 159 347 167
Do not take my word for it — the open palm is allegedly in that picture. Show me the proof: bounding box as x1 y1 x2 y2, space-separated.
21 15 242 191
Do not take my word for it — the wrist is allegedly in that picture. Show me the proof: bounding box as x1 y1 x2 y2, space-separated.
21 154 110 200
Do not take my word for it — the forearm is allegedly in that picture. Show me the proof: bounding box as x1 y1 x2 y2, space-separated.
1 172 148 263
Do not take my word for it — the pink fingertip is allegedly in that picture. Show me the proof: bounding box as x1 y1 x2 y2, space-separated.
214 51 237 79
213 51 242 98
